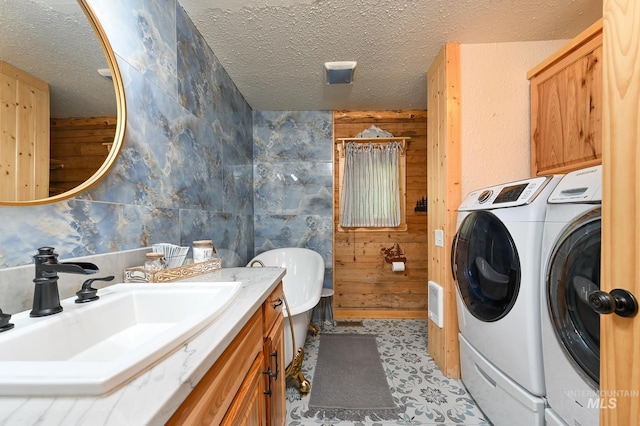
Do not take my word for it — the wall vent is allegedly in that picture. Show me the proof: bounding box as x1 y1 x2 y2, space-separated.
428 281 444 328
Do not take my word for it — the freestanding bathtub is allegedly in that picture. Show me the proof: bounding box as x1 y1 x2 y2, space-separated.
248 247 324 393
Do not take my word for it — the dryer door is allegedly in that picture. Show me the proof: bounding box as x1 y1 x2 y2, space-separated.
546 208 601 386
453 211 521 322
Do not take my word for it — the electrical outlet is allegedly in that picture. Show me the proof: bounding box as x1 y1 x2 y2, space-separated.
435 229 444 247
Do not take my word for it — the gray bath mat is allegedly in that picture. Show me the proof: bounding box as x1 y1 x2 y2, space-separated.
304 333 404 421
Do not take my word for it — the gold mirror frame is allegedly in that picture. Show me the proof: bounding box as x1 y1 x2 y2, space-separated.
0 0 126 206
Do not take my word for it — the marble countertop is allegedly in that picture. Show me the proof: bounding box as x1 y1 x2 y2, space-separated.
0 266 286 426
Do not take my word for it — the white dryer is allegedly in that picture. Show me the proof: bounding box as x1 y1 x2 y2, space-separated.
452 175 563 425
540 165 602 426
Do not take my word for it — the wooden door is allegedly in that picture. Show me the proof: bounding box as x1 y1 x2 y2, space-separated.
601 1 640 424
0 61 50 201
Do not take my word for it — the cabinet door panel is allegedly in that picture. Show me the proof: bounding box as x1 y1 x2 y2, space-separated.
222 352 266 426
265 314 285 426
564 46 601 165
535 75 564 171
556 46 601 167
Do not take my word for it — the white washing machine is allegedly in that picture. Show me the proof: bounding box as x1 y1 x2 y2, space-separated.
540 165 602 426
452 175 563 425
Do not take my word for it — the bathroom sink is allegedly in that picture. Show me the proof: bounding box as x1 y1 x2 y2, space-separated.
0 281 241 396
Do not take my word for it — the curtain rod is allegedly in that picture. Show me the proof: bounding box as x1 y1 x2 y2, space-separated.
335 137 409 156
336 137 410 142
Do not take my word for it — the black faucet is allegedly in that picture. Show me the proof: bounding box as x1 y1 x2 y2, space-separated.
0 308 14 332
75 276 115 303
31 247 99 317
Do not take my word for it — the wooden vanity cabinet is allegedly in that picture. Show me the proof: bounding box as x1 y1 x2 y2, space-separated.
167 283 285 426
528 19 602 176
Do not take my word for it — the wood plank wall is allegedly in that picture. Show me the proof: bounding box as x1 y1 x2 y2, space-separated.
49 117 116 196
333 110 428 319
426 44 461 378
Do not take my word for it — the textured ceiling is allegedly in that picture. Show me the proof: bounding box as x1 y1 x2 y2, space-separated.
0 0 116 118
180 0 603 111
1 1 603 116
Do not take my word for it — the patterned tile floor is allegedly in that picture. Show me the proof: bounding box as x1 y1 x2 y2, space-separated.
285 319 492 426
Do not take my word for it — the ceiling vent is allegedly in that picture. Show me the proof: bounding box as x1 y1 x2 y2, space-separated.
324 61 357 84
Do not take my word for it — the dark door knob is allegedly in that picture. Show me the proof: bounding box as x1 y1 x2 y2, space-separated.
589 289 638 317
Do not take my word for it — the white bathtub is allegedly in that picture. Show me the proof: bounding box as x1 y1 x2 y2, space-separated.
248 248 324 368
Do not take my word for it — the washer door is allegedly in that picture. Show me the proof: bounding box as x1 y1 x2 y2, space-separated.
453 211 521 322
547 208 601 386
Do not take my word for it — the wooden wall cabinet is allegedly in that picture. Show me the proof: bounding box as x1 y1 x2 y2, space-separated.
528 19 603 176
168 283 285 426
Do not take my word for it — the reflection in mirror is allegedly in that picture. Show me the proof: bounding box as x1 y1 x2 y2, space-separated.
0 0 125 205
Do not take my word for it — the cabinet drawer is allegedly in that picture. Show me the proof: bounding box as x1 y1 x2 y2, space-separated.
263 282 284 334
167 309 263 425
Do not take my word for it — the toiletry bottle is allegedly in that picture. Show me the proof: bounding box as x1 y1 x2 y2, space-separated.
144 252 166 273
193 240 214 263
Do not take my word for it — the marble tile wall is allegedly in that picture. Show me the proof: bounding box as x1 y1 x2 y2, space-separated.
0 0 254 312
252 111 334 288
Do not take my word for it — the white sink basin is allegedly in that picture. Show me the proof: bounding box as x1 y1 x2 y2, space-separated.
0 281 241 396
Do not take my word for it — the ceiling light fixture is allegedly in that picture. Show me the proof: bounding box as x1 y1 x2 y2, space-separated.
97 68 112 81
324 61 357 84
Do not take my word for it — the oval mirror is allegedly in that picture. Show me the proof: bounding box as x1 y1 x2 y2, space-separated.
0 0 125 205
